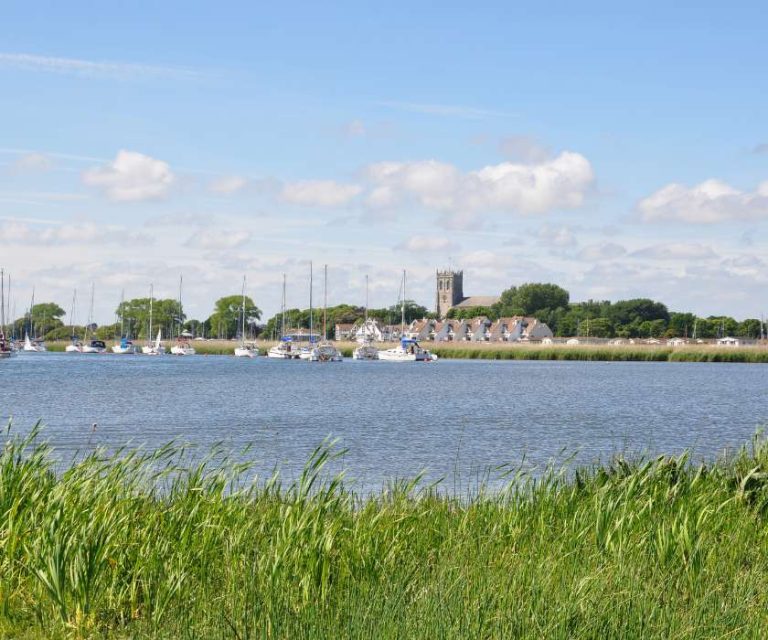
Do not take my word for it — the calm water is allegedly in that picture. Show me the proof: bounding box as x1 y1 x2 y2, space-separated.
1 353 767 489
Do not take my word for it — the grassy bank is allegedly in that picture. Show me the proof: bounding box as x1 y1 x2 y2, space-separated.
42 340 768 363
3 426 768 638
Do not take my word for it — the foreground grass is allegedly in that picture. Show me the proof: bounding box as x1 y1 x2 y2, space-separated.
44 339 768 363
3 426 768 638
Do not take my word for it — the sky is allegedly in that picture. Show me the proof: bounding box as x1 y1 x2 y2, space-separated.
1 1 767 324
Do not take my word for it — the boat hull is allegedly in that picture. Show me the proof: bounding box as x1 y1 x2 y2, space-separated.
234 347 258 358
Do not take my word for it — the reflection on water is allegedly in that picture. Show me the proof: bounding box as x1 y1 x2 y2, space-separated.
1 353 766 490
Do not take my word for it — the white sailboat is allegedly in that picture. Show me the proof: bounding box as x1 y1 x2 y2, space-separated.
268 274 299 359
65 289 83 353
353 275 378 360
142 285 166 355
378 270 437 362
309 264 342 362
111 290 135 353
234 276 258 357
81 284 106 353
0 269 14 359
170 275 196 355
22 287 47 352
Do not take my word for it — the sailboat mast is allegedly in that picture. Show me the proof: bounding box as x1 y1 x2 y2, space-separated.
1 269 5 334
85 283 95 341
70 290 77 338
281 273 286 338
148 284 153 340
30 286 35 339
309 262 314 343
323 264 328 340
365 274 369 340
241 275 247 346
401 269 406 336
178 275 183 338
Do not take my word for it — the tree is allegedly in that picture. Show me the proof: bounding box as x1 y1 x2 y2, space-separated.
738 319 763 339
115 298 184 339
494 283 570 317
606 299 669 327
14 302 66 338
667 312 697 338
446 306 497 320
207 295 262 339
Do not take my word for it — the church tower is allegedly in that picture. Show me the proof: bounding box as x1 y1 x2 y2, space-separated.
436 269 464 318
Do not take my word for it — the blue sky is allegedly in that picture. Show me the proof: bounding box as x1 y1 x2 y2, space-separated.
1 1 767 323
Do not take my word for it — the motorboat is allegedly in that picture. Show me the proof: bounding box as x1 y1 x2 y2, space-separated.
234 343 259 358
170 337 196 356
353 343 379 360
378 338 437 362
268 337 299 359
65 340 83 353
111 337 135 354
309 342 343 362
81 339 107 354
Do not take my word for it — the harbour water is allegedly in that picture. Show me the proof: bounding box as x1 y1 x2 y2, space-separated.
1 353 766 490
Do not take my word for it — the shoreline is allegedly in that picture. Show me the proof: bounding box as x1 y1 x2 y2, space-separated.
36 340 768 363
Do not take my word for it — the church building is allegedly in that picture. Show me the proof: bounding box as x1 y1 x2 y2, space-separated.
435 269 500 318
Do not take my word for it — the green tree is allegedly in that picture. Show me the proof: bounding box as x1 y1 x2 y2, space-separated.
446 306 497 320
494 283 570 317
738 319 763 338
15 302 66 338
207 295 262 339
667 312 697 338
116 298 184 340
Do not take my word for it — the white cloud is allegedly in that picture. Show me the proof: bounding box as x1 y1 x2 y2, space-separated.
578 242 627 261
209 175 248 194
185 229 252 251
364 152 594 227
281 180 362 207
0 52 197 80
83 151 174 201
631 243 718 260
396 235 457 252
638 179 768 223
537 224 577 248
0 221 151 245
12 152 53 171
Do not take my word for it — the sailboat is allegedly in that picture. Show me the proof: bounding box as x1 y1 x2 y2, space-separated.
268 274 299 359
378 270 437 362
65 289 83 353
112 290 135 353
234 276 259 357
81 284 107 353
170 275 195 355
22 287 47 352
353 275 379 360
142 284 166 355
309 264 342 362
0 269 14 359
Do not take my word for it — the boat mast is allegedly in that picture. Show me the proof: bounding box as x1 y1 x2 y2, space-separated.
309 262 314 344
240 275 247 347
323 264 328 341
401 269 406 337
281 273 286 338
178 275 183 339
29 286 35 339
70 290 77 340
365 274 369 342
119 289 125 339
85 283 95 342
148 283 153 341
1 269 5 336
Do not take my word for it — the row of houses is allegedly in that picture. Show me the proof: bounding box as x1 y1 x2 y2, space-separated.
335 317 554 342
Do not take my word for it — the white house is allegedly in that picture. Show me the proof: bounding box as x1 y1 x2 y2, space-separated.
667 337 687 347
716 336 740 346
355 319 383 342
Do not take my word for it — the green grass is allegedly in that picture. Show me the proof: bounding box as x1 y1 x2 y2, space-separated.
3 424 768 638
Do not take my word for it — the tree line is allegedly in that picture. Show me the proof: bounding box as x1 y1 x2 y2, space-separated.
447 283 766 339
6 283 765 341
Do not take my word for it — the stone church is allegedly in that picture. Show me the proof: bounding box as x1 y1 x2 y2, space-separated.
436 270 500 318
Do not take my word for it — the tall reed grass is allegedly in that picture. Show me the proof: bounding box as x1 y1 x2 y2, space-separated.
3 422 768 637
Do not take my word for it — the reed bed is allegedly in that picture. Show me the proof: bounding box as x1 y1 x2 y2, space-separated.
3 423 768 638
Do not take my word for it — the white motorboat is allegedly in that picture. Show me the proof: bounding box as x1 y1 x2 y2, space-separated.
23 333 47 352
268 338 299 359
65 341 83 353
170 338 195 356
142 328 166 355
111 337 135 354
353 343 379 360
377 271 437 362
82 339 107 354
378 337 436 362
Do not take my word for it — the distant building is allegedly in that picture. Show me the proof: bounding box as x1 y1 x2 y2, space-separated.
435 269 500 318
716 336 741 346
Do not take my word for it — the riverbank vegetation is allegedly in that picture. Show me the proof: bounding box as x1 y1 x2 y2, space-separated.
3 425 768 638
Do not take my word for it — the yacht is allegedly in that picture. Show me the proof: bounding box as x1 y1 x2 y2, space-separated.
111 337 135 354
308 264 343 362
170 277 195 355
267 275 299 359
23 333 47 352
378 270 437 362
142 328 166 355
353 275 378 360
82 339 107 354
234 276 259 357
